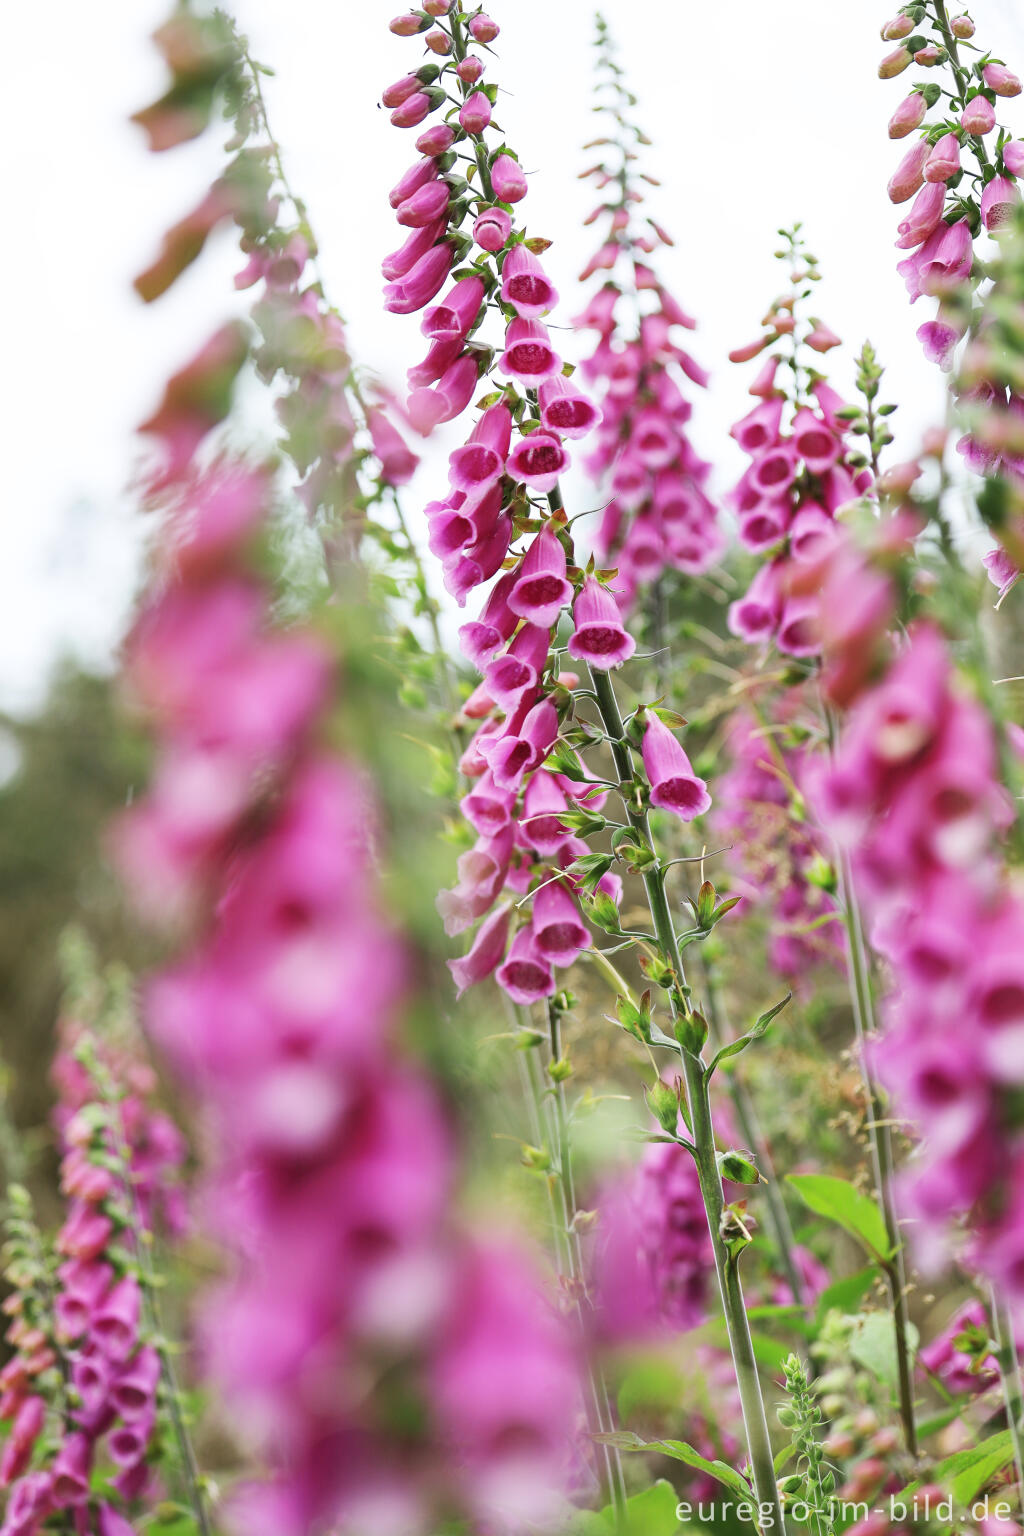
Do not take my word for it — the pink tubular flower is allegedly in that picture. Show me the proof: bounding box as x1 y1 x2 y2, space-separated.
500 245 559 318
499 317 561 381
888 138 931 202
396 179 451 229
508 527 573 626
961 95 996 135
531 879 591 967
473 205 512 252
1005 140 1024 176
382 218 446 281
982 175 1020 232
490 153 527 202
917 318 963 370
924 132 962 183
641 715 711 821
538 375 598 439
421 275 486 341
484 622 551 711
458 570 520 668
407 354 479 435
448 402 512 490
896 180 946 249
889 90 928 138
496 928 555 1004
416 121 457 155
567 577 636 669
488 698 559 793
448 903 512 996
984 63 1022 97
366 408 418 486
388 155 439 209
897 218 973 302
505 431 570 492
459 90 492 133
383 241 454 315
390 92 435 129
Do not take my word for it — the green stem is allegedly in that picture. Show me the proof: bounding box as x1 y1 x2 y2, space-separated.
698 952 807 1310
992 1287 1024 1508
545 1001 629 1523
930 1 991 169
589 666 784 1533
835 843 918 1460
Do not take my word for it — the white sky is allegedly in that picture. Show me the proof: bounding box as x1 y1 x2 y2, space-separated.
3 0 1024 710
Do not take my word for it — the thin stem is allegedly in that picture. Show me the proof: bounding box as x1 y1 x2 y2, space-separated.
698 951 807 1310
992 1287 1024 1509
589 666 784 1532
835 842 918 1460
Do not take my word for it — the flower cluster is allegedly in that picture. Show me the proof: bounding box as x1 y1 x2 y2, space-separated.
811 522 1024 1314
384 3 711 1008
725 232 870 659
113 19 587 1533
879 5 1023 375
0 999 186 1536
575 17 720 610
711 711 842 983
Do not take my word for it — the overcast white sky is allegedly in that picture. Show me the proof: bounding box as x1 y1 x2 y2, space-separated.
3 0 1023 711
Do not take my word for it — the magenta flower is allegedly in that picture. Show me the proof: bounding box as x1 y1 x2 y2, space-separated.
500 245 559 318
981 175 1019 231
567 576 637 669
508 527 573 627
888 90 928 138
538 375 598 439
383 241 454 315
490 153 527 201
531 880 591 967
984 62 1022 97
382 217 446 281
484 622 551 711
887 138 931 202
961 95 996 135
520 772 573 857
641 715 711 821
448 903 512 996
505 431 570 492
458 569 520 667
422 275 486 341
499 317 562 381
366 408 418 486
895 180 946 249
448 402 512 490
1005 140 1024 175
496 929 556 1004
923 132 961 183
388 154 439 208
488 698 559 793
473 205 512 252
896 218 973 302
407 354 479 434
458 90 492 133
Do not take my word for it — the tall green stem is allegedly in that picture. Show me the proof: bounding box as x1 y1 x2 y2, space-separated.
698 952 806 1310
835 844 918 1459
589 666 784 1533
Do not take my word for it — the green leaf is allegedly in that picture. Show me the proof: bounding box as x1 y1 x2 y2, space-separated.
896 1431 1014 1505
597 1432 753 1500
786 1174 893 1262
849 1310 919 1391
706 993 791 1076
569 1479 684 1536
815 1267 875 1326
916 1403 967 1440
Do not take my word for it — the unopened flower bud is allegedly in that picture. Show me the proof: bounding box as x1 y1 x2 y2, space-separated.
390 12 431 35
881 15 913 39
459 90 492 134
984 62 1023 97
424 27 451 54
423 0 451 12
457 56 484 83
415 122 456 155
390 92 434 128
473 205 512 251
951 13 974 37
879 45 913 78
491 154 527 202
888 136 930 201
889 90 928 137
382 73 423 109
914 44 944 65
1005 140 1024 176
469 13 500 42
962 95 996 134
